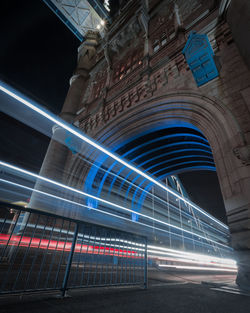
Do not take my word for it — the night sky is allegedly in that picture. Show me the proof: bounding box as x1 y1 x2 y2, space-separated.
0 0 79 112
0 0 227 223
0 0 79 172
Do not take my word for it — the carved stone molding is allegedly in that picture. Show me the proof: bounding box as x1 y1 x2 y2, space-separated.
233 144 250 166
69 69 89 85
109 17 142 55
77 30 100 71
77 20 235 135
219 0 232 18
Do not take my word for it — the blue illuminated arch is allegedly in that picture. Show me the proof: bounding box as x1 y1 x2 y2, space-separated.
83 122 216 221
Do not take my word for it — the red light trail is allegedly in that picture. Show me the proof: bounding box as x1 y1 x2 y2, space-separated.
0 233 140 258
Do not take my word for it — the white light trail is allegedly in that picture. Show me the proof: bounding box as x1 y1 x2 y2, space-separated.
148 249 236 268
0 178 237 270
0 82 228 230
156 256 236 268
148 245 236 265
0 179 186 246
0 190 236 270
158 264 237 272
0 161 229 248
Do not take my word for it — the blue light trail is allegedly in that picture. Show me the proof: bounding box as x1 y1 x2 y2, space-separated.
0 82 228 230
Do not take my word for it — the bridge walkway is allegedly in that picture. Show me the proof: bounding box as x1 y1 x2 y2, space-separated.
1 271 249 313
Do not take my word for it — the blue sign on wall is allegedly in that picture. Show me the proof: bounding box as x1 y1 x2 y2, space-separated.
183 31 219 87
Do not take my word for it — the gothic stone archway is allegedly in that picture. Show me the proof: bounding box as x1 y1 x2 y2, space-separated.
68 89 250 289
37 1 250 289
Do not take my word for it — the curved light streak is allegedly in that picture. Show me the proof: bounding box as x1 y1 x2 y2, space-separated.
0 162 230 249
89 143 214 216
0 178 229 252
0 82 228 230
88 142 213 203
158 264 237 272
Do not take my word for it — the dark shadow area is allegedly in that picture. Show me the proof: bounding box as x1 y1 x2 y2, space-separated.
179 171 226 223
0 0 79 114
0 112 49 173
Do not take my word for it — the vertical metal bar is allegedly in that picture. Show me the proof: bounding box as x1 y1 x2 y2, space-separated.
72 224 85 287
53 220 72 289
128 237 132 283
23 214 49 291
86 226 98 287
12 214 40 291
115 233 122 285
134 238 140 284
0 208 8 234
1 210 31 291
0 210 21 260
35 217 57 289
104 231 112 285
109 231 118 285
92 229 103 286
0 209 10 266
98 229 108 285
124 237 129 284
136 240 141 285
79 226 92 286
44 218 64 288
140 240 144 284
132 238 136 284
144 238 148 289
119 236 124 284
61 223 79 297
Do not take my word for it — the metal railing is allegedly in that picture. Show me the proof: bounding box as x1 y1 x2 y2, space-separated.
0 202 147 296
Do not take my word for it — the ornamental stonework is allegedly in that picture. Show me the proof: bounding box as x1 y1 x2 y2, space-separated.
75 1 239 137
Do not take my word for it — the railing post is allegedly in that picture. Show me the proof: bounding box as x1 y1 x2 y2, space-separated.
144 238 148 289
61 223 79 297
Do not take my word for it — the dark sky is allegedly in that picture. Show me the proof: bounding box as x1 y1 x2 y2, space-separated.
0 0 227 223
179 171 226 223
0 0 79 171
0 0 79 113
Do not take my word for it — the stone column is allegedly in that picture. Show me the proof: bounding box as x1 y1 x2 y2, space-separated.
225 146 250 290
225 0 250 69
218 0 250 290
29 31 99 215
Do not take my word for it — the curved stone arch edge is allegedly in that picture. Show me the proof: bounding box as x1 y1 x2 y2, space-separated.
67 91 248 213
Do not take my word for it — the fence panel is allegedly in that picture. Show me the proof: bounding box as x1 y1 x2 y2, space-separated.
67 224 146 289
0 202 147 295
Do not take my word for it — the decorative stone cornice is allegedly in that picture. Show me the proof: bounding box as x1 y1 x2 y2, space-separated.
77 18 234 135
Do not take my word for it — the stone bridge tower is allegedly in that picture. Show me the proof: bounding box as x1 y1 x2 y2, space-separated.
38 0 250 289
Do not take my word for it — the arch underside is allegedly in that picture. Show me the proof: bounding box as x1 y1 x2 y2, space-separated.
73 92 242 215
68 91 243 230
61 92 243 256
83 122 215 220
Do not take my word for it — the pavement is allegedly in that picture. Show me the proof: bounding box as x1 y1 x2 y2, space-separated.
1 271 250 313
